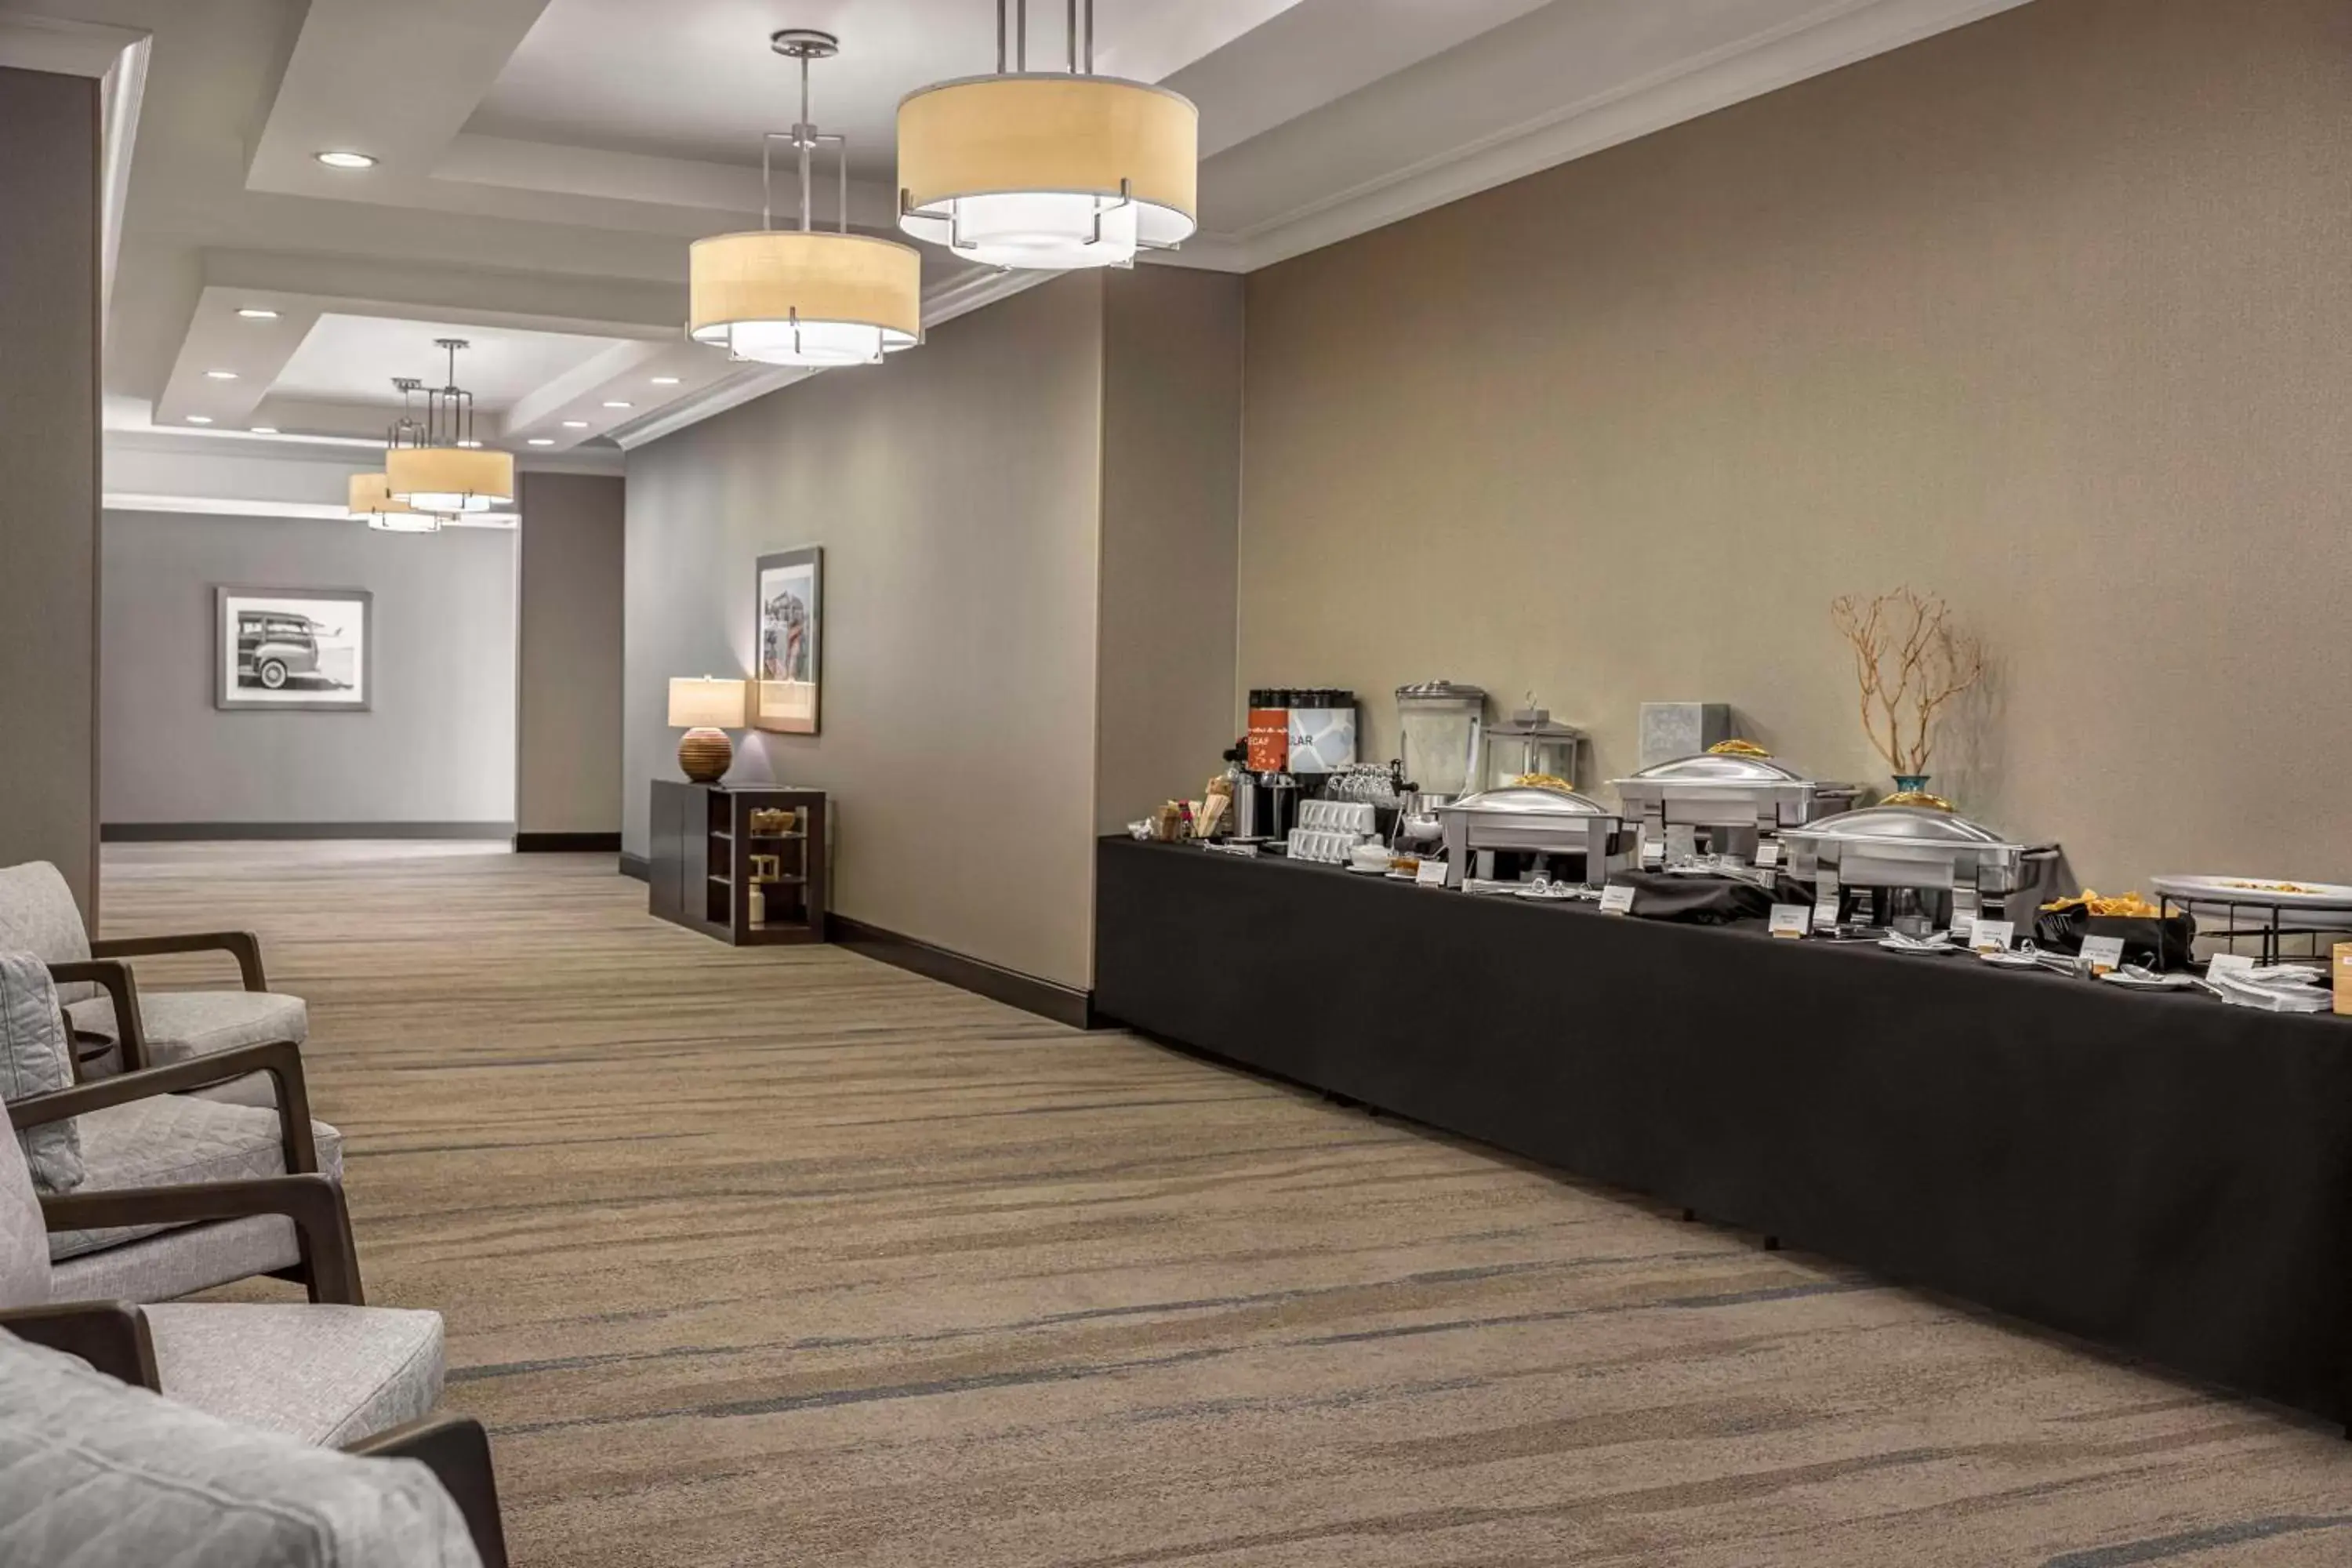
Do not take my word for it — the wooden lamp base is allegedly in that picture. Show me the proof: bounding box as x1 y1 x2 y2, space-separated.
677 727 734 783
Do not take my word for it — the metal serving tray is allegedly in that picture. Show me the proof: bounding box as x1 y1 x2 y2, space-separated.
1779 804 2029 921
1611 750 1855 833
1436 786 1632 890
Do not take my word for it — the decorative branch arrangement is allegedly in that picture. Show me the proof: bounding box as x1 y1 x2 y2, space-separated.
1829 586 1984 779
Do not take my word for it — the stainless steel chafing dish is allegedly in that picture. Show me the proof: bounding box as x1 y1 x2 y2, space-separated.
1609 747 1858 860
1778 804 2030 923
1437 786 1634 890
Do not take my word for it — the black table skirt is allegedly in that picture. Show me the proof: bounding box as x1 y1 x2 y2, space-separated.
1094 837 2352 1424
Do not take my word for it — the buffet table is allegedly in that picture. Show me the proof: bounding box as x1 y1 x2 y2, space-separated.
1094 836 2352 1425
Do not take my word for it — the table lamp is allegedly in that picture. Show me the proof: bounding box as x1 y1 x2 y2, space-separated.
668 677 746 783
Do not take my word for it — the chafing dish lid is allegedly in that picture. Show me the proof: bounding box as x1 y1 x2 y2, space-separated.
1397 680 1487 702
1777 803 2021 848
1441 786 1614 817
1613 751 1813 786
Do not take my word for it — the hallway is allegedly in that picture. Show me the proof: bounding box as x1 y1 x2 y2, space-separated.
102 843 2352 1568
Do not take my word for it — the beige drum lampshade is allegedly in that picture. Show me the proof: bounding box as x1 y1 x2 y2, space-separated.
668 677 747 731
348 471 445 534
690 230 923 368
386 444 515 513
897 74 1197 270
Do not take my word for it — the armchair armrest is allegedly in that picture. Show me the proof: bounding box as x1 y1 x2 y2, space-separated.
39 1174 364 1305
347 1414 509 1568
0 1301 160 1388
45 958 148 1075
91 930 269 991
8 1038 319 1175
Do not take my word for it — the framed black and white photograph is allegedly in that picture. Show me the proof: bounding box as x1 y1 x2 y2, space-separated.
215 586 372 712
753 546 821 735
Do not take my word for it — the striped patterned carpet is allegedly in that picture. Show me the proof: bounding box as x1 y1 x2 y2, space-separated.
102 841 2352 1566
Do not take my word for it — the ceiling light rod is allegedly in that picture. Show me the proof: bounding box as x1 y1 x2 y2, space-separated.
383 376 425 449
995 0 1091 75
764 30 848 236
411 338 479 452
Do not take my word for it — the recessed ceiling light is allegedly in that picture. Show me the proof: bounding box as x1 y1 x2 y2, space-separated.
601 401 633 409
185 415 213 424
561 419 589 429
205 368 239 380
250 426 278 435
650 376 681 386
527 437 556 447
236 307 279 320
314 151 377 169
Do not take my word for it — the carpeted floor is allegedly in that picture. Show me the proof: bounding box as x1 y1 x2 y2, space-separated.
103 840 2352 1566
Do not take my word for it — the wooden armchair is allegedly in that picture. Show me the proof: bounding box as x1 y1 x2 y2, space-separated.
2 859 307 1103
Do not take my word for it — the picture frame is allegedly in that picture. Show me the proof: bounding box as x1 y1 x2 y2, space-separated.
214 586 374 712
753 546 822 735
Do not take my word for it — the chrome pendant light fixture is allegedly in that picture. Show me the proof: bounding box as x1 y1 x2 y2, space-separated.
386 339 514 513
353 379 447 533
689 30 923 368
897 0 1198 270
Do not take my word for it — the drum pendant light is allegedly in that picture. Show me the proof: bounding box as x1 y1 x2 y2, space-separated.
897 0 1197 270
386 342 514 513
353 381 447 533
350 473 445 534
689 31 923 368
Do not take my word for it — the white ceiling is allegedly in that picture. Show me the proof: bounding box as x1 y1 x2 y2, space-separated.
0 0 2038 492
273 316 631 410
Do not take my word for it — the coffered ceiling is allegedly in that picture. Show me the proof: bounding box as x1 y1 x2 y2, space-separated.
2 0 2034 494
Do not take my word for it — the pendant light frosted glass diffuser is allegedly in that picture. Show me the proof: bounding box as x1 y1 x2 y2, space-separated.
387 341 514 513
897 2 1196 270
348 470 445 534
688 30 923 368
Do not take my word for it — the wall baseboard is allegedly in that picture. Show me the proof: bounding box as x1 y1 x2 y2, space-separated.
102 821 515 842
833 916 1098 1029
514 831 622 853
617 852 649 882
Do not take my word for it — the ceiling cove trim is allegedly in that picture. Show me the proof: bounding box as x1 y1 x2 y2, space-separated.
612 265 1049 451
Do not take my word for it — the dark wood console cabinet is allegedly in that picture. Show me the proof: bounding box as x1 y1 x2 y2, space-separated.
648 781 828 946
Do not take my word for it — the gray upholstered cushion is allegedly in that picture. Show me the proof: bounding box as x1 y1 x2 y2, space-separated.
0 861 93 1004
0 1331 480 1568
144 1302 446 1446
50 1095 343 1261
0 1098 49 1310
70 987 310 1057
69 989 310 1109
0 951 82 1192
53 1212 305 1305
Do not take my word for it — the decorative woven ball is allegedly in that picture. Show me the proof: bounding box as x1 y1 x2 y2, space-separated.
677 728 733 783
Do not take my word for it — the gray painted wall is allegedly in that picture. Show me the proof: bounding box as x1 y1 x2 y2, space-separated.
1239 0 2352 890
100 511 518 827
1095 268 1245 834
0 68 100 915
625 276 1107 989
517 472 625 837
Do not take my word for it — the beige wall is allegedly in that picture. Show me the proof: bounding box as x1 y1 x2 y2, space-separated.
1095 267 1246 833
0 69 100 915
517 473 626 837
626 275 1106 988
1240 0 2352 889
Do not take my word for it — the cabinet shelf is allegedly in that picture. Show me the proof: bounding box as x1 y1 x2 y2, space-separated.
648 780 829 948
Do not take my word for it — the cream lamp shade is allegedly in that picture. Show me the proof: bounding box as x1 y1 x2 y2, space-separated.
347 471 444 534
896 74 1197 270
689 230 923 368
669 677 747 730
386 445 514 514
